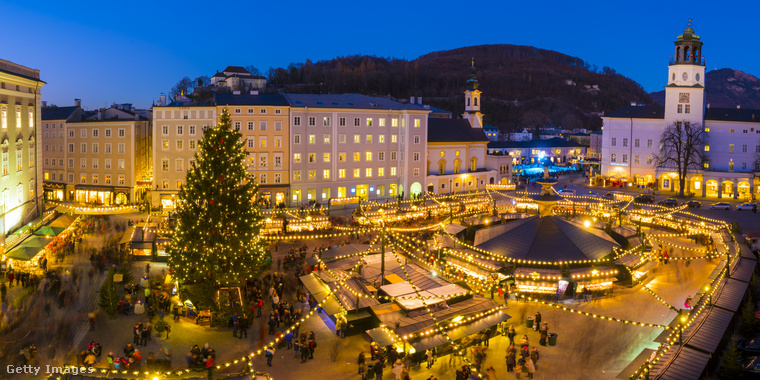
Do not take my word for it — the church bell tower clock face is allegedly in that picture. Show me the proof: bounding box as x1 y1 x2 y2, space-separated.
679 93 690 103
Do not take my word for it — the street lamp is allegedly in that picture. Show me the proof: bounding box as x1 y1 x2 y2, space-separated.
379 208 386 286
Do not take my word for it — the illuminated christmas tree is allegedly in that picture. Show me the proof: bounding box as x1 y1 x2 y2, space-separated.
168 110 269 288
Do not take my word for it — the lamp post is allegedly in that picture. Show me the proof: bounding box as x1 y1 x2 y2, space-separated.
379 208 386 286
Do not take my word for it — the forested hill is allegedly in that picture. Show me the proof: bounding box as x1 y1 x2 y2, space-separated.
650 68 760 110
265 44 653 132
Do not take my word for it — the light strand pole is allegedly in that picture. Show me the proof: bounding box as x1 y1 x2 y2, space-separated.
379 208 386 287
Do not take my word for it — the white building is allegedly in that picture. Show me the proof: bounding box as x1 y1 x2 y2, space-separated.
602 25 760 199
210 66 266 92
285 94 430 204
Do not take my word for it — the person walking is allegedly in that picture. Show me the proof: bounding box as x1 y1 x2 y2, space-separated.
265 347 274 367
373 359 384 380
533 312 542 332
507 325 516 345
525 357 535 379
539 323 548 346
299 343 309 363
240 315 249 339
426 348 435 369
516 357 525 379
506 351 516 372
530 347 540 371
392 359 404 380
307 334 316 359
256 298 263 318
485 366 497 380
358 352 367 377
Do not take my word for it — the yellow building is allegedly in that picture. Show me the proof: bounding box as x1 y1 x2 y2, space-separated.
0 59 45 239
216 92 290 207
61 105 152 205
151 102 217 211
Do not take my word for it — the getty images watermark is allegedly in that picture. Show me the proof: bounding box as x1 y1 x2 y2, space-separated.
7 365 96 376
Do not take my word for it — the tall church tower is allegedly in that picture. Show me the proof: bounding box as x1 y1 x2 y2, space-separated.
663 22 706 128
463 60 484 129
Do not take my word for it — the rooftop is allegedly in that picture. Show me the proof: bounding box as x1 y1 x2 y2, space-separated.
41 106 79 121
605 105 760 123
284 93 429 111
488 137 586 149
215 93 289 106
428 118 489 143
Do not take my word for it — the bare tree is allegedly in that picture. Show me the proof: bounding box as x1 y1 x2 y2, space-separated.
170 77 193 98
654 121 707 197
245 65 261 76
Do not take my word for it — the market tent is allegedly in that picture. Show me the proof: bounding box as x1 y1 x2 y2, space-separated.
365 327 396 348
410 310 510 350
5 236 52 261
48 214 77 228
34 226 64 237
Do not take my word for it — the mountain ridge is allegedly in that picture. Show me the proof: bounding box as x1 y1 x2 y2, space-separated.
649 68 760 110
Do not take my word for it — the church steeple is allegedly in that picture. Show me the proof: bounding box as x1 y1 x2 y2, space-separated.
463 59 484 129
673 19 703 65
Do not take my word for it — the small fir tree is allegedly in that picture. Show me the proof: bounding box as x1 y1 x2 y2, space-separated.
98 268 120 318
168 110 269 288
739 299 757 338
717 336 745 380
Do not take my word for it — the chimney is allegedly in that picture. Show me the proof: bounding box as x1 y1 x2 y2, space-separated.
250 90 259 95
135 111 140 120
410 96 415 104
41 101 47 108
417 97 422 105
74 99 81 107
97 110 102 120
160 94 166 106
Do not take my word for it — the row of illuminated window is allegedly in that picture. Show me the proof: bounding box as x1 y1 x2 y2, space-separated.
44 157 126 170
1 106 34 130
233 108 281 115
55 173 127 185
246 136 283 149
66 143 127 154
610 154 653 165
293 184 399 202
704 144 760 153
292 167 407 181
676 104 691 114
244 155 282 169
232 121 282 132
294 134 414 144
0 81 34 93
1 149 35 176
160 125 198 136
161 139 197 151
610 138 654 148
248 173 282 185
293 116 421 128
0 181 35 207
154 110 214 120
55 128 127 138
293 151 407 163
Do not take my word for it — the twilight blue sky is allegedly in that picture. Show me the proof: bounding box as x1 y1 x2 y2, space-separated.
3 0 759 110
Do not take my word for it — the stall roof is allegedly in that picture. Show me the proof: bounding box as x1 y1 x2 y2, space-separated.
683 308 734 354
444 224 467 235
427 284 468 298
396 291 446 311
300 274 330 303
731 257 757 283
48 214 77 228
373 296 500 337
119 227 135 245
388 264 448 290
5 236 52 261
379 282 416 297
714 279 749 312
365 327 397 348
321 244 374 261
34 226 64 237
654 347 710 380
131 242 153 250
131 227 144 243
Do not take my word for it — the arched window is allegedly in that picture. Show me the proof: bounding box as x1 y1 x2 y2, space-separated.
676 47 681 62
466 97 470 106
470 157 478 172
438 160 446 175
684 46 690 62
474 97 478 106
454 158 461 174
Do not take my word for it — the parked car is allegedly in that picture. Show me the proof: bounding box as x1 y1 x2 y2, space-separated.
737 202 756 211
634 195 655 204
739 337 760 354
685 200 701 208
558 189 576 196
710 202 732 210
603 192 615 200
743 356 760 375
658 198 678 207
